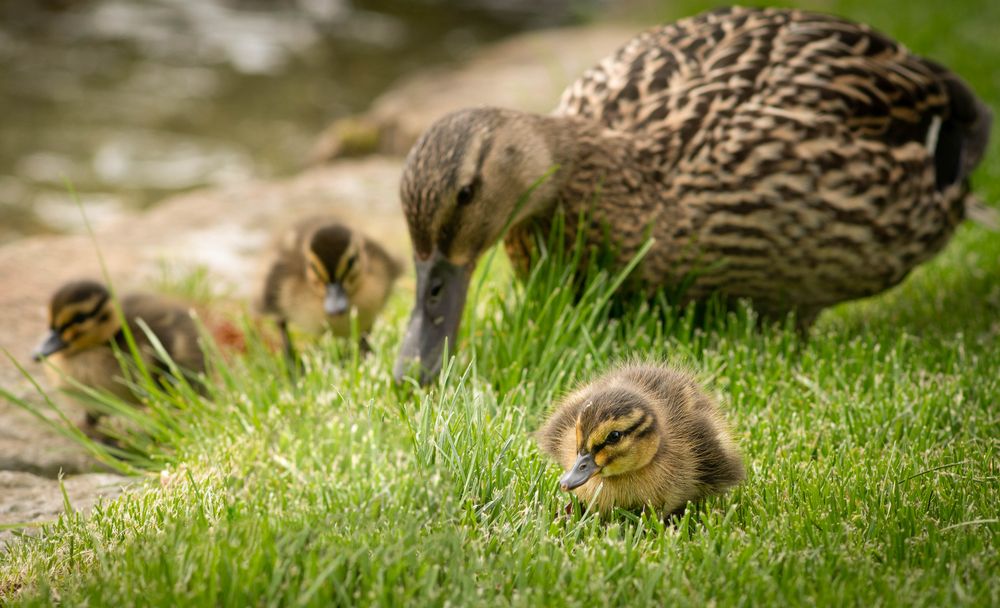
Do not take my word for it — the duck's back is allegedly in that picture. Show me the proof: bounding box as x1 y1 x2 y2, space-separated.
557 6 989 185
553 7 991 318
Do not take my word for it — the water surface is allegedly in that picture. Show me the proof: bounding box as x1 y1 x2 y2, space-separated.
0 0 590 243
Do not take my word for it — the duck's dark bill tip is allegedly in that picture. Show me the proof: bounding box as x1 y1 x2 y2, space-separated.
393 253 471 386
391 355 442 387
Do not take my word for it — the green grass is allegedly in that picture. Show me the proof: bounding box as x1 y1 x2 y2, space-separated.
2 0 1000 604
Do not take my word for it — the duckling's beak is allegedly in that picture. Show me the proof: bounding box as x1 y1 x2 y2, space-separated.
33 331 67 361
393 252 471 385
324 282 350 316
560 453 600 491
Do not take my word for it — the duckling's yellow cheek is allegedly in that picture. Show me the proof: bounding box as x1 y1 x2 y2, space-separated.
594 451 610 468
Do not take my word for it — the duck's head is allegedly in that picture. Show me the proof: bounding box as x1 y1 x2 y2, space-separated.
560 386 661 492
34 280 120 361
393 107 565 384
305 224 366 318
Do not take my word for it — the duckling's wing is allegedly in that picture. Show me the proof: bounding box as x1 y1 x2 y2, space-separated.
363 237 405 281
556 6 990 188
121 295 205 377
261 254 303 317
688 413 746 490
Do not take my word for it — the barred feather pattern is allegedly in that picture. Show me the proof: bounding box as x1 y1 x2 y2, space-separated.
501 6 990 321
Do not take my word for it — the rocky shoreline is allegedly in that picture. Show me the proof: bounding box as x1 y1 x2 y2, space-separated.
0 23 635 548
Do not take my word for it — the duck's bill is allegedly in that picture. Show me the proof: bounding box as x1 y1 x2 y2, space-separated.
560 453 600 491
33 331 67 361
324 282 350 316
393 254 471 386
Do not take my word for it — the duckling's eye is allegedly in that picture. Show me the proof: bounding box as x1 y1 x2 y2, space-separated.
456 182 476 206
606 431 623 445
344 255 358 274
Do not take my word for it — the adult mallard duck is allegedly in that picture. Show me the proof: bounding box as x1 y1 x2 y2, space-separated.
33 280 206 425
393 6 992 384
537 363 745 516
261 219 402 362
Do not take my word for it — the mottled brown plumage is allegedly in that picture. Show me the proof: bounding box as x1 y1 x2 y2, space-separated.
33 280 206 421
261 218 402 360
394 6 992 383
536 363 745 515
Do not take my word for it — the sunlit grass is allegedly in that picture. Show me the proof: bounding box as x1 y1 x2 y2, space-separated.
3 200 997 604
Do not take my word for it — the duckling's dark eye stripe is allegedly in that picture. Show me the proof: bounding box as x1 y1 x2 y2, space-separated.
631 422 656 441
309 261 328 282
592 415 649 453
55 294 109 333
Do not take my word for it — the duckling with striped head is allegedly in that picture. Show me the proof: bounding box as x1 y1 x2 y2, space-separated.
33 280 205 422
261 219 401 362
537 364 745 516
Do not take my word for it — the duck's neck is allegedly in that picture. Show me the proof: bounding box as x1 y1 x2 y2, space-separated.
503 114 671 273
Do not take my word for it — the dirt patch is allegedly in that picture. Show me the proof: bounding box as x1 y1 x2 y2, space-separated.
0 471 129 549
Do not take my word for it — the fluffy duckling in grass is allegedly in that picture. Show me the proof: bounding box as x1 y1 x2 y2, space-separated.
261 219 402 362
33 280 206 425
537 363 745 516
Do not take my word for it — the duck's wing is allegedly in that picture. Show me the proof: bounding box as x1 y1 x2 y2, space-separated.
556 6 991 189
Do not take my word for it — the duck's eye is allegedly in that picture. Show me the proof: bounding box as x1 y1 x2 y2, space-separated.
345 255 358 273
456 182 476 206
606 431 623 444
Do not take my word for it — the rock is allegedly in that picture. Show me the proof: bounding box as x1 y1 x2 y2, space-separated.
0 409 95 478
311 24 638 162
0 471 129 549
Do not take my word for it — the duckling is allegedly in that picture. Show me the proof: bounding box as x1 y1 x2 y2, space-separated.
537 364 745 516
393 6 992 384
260 219 402 362
33 280 206 422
